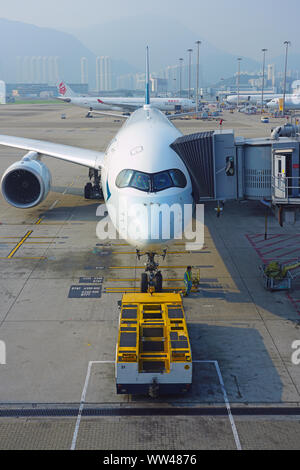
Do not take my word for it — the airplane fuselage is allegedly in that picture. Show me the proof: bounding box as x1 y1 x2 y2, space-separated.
226 94 282 105
63 96 195 112
267 95 300 110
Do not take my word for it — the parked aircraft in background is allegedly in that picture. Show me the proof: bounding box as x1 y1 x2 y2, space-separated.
57 81 196 114
226 93 281 105
267 94 300 111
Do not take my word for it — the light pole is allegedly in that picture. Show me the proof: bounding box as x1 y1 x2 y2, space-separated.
283 41 291 115
179 58 183 98
187 48 193 99
237 57 242 108
261 48 267 114
195 40 201 112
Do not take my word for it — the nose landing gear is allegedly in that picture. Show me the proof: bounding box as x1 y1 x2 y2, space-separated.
137 249 167 293
84 169 103 200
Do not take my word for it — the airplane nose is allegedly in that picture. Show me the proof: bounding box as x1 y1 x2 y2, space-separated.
124 203 185 249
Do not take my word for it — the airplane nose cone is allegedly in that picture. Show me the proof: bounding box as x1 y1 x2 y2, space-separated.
121 202 187 250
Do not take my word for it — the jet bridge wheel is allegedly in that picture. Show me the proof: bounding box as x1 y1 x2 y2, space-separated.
84 182 92 199
141 273 148 293
84 169 104 199
153 271 163 293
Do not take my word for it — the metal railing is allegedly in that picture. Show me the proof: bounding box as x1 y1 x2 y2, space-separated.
272 175 300 202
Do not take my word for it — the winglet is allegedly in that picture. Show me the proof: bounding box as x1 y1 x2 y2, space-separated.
145 46 150 105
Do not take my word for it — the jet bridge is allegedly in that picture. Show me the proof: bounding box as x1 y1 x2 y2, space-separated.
171 126 300 209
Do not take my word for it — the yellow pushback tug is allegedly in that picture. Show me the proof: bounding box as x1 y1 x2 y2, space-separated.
116 292 192 396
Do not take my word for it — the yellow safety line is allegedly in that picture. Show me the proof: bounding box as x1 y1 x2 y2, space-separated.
7 230 33 259
35 218 43 225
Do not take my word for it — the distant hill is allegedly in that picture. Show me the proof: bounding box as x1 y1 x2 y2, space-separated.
0 18 137 87
70 15 261 85
0 18 98 84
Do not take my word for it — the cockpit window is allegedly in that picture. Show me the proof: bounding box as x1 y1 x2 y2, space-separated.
153 171 172 191
115 169 187 192
169 169 187 188
130 171 151 192
115 169 134 188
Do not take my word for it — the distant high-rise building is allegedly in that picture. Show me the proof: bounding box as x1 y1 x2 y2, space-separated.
36 57 42 83
150 77 168 94
81 57 88 84
96 56 112 91
48 56 55 84
16 56 22 83
116 74 135 90
16 56 60 84
134 73 146 90
23 56 30 83
54 57 59 83
267 64 276 87
42 57 47 83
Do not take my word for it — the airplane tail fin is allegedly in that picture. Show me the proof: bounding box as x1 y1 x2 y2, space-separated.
145 46 150 105
57 81 77 98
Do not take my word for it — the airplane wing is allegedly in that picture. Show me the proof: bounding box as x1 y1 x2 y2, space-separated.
91 110 129 119
97 99 139 112
0 134 105 169
168 111 202 120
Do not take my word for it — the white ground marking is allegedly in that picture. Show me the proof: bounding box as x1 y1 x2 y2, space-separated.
70 360 242 451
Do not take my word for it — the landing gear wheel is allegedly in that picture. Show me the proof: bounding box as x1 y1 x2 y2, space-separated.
154 271 163 293
85 169 103 199
84 182 92 199
141 273 148 293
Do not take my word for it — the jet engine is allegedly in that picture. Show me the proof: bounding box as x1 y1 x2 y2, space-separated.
1 152 51 208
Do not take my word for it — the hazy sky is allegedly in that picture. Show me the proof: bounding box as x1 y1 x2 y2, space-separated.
1 0 300 60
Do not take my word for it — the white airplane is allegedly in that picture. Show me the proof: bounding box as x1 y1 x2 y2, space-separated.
226 93 282 105
267 94 300 111
57 81 196 114
0 48 195 292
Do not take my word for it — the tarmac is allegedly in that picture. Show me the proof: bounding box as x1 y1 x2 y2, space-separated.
0 103 300 450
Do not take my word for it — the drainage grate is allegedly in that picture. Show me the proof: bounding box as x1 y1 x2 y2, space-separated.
1 407 300 418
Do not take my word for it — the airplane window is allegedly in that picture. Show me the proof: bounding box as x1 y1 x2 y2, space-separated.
169 169 187 188
130 171 151 192
153 171 172 191
116 169 134 188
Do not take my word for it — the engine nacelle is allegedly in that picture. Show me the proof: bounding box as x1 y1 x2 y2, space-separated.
1 152 51 208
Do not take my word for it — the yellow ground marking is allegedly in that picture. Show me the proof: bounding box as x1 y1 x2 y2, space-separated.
7 231 33 259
